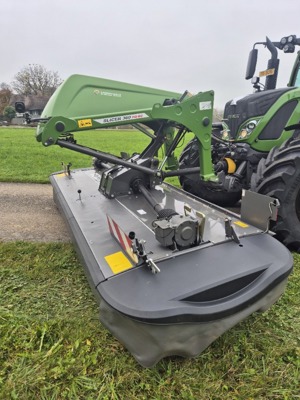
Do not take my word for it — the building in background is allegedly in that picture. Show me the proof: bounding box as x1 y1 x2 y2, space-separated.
10 94 50 124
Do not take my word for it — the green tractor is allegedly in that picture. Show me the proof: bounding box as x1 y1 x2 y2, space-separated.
179 34 300 251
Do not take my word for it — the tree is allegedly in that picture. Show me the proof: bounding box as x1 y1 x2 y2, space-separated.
213 108 224 122
11 64 62 96
0 84 12 115
0 82 11 90
3 106 16 123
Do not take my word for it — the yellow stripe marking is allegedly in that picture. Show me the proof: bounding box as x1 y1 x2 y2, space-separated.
56 173 67 178
234 221 249 228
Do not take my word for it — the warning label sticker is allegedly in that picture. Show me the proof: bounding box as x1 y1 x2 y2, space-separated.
259 68 275 77
78 119 92 128
199 101 212 111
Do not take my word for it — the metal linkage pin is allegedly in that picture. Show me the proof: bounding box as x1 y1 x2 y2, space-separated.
146 258 160 274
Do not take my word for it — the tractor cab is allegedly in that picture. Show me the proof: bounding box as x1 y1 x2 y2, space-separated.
222 35 300 143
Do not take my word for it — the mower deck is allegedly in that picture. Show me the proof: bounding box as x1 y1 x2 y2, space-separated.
51 168 293 367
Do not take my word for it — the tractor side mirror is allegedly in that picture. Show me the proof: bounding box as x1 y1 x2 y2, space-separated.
15 102 25 113
245 48 258 80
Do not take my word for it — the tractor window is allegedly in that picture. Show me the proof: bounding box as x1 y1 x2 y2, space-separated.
295 66 300 86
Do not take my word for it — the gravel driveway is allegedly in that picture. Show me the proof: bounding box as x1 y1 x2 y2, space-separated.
0 182 70 242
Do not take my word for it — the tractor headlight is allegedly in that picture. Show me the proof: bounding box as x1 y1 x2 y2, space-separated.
237 120 258 140
288 35 296 44
280 37 287 46
283 43 295 53
246 120 257 132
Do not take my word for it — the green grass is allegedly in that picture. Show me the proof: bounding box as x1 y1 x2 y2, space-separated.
0 242 299 399
0 127 190 184
0 127 151 183
0 126 300 398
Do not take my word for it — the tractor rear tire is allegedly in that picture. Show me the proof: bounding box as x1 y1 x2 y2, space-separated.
251 138 300 251
179 138 241 207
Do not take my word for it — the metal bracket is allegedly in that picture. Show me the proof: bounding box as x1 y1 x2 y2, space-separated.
240 190 280 232
131 234 160 274
61 162 72 178
224 218 240 244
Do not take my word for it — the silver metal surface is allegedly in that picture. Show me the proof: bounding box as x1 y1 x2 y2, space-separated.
51 168 262 280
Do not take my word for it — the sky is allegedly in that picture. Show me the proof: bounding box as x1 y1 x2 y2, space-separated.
1 0 300 108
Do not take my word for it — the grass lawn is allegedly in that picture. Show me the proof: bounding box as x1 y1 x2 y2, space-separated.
0 127 300 399
0 127 190 184
0 127 152 183
1 242 299 399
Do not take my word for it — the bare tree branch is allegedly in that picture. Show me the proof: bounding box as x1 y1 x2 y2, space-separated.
11 64 62 96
